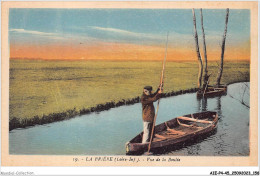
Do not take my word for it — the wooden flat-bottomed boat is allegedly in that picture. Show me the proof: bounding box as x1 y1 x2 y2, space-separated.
125 111 218 155
215 84 227 90
197 85 227 98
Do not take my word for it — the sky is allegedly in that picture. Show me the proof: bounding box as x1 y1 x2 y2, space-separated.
9 9 250 61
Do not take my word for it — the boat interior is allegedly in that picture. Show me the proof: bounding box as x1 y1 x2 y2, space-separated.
130 111 217 143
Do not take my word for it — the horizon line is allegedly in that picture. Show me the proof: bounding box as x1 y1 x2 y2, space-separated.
10 57 250 62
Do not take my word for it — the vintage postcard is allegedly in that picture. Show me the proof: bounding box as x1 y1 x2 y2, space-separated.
1 1 258 169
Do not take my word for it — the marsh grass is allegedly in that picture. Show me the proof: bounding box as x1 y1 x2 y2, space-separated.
9 59 249 130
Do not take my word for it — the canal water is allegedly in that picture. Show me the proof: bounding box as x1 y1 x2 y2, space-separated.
9 82 250 155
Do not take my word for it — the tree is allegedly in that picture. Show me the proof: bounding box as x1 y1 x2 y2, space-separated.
192 9 203 89
216 8 229 86
200 9 209 86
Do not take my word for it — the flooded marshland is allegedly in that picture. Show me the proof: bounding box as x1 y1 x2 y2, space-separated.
9 82 249 156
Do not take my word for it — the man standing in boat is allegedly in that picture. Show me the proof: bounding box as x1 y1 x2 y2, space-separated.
141 85 162 143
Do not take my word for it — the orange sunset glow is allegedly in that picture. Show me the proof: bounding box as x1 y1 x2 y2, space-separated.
10 42 250 61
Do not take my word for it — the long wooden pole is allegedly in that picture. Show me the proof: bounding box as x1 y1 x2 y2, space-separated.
147 32 169 153
216 8 229 86
192 9 203 89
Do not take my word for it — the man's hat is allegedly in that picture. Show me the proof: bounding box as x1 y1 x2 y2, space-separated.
144 86 152 91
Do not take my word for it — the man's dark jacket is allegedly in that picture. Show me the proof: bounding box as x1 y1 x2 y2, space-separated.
141 89 161 122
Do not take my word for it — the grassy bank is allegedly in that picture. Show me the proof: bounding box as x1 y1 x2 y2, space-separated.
9 59 249 130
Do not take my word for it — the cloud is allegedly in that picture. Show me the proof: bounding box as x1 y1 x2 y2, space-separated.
89 26 164 42
9 28 67 42
10 28 57 36
9 28 99 43
91 26 137 35
68 25 197 46
88 26 197 48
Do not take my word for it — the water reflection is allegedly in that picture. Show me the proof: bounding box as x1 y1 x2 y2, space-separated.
196 96 208 112
202 98 208 111
216 96 222 121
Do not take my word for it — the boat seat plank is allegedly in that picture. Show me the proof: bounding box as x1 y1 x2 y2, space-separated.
214 88 226 90
155 134 167 139
166 132 178 135
164 122 186 135
153 134 176 142
167 128 185 135
207 90 224 93
177 119 209 130
177 119 193 127
177 116 213 124
153 138 167 142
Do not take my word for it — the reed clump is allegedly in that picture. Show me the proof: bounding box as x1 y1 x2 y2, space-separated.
9 108 80 131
